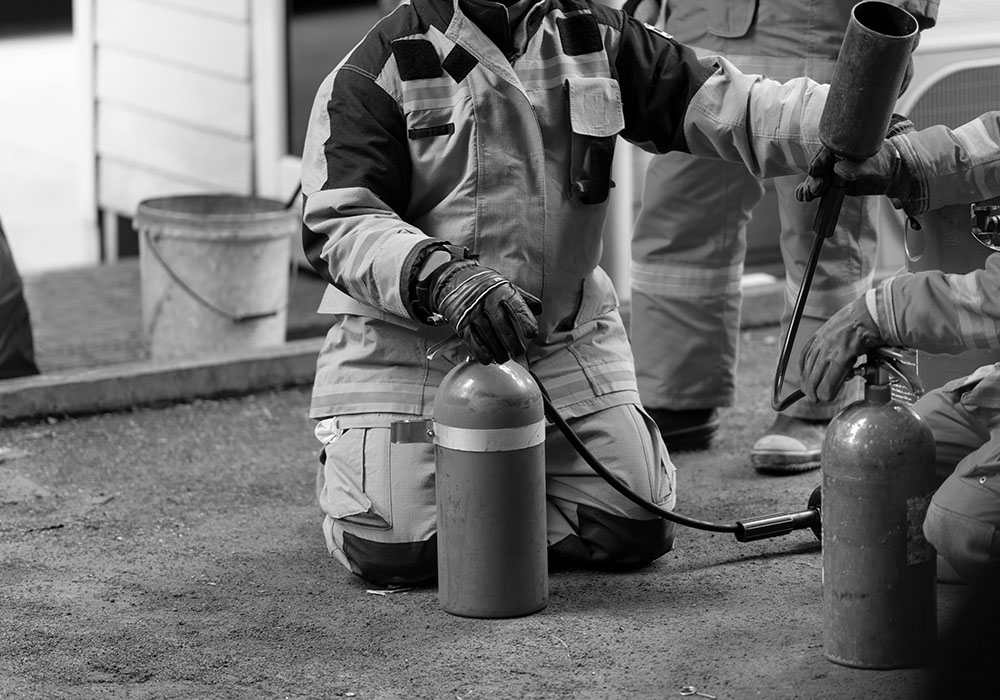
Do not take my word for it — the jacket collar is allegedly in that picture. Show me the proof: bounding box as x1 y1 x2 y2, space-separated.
456 0 550 58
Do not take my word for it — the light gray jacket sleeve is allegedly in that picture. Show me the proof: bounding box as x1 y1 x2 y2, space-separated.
682 56 829 179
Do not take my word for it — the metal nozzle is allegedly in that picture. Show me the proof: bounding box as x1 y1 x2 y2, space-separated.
735 509 821 542
819 1 920 161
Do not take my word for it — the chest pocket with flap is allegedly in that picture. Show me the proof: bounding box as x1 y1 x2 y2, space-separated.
565 76 625 205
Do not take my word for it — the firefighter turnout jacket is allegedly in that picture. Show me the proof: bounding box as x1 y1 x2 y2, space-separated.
300 0 830 420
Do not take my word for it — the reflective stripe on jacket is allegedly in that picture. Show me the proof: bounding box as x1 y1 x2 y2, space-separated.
301 0 831 418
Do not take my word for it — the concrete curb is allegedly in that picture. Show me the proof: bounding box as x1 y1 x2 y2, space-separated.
0 337 323 423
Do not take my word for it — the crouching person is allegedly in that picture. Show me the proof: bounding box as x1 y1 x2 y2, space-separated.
798 110 1000 582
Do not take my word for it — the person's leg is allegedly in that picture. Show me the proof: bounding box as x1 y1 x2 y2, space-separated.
915 383 1000 582
630 151 765 450
545 403 676 569
316 413 438 586
316 401 676 582
914 383 993 484
750 179 878 473
0 218 40 379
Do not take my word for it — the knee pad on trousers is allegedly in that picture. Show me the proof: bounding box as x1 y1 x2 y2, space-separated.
548 503 675 570
336 528 438 586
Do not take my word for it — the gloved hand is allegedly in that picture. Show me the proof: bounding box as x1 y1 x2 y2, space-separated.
419 257 541 365
795 140 908 205
798 296 884 404
622 0 662 24
795 115 915 204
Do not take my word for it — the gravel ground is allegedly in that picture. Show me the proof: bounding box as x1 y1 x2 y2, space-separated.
0 328 977 700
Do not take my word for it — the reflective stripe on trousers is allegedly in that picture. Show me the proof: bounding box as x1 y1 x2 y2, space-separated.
630 150 877 419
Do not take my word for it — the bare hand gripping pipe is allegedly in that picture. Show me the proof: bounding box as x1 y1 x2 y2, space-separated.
772 0 920 410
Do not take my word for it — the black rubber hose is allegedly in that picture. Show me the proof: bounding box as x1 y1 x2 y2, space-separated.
534 375 738 534
771 229 827 412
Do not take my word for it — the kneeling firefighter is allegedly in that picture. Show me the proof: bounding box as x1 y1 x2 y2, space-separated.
302 0 843 586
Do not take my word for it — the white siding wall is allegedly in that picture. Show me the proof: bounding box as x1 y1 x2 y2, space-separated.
92 0 254 216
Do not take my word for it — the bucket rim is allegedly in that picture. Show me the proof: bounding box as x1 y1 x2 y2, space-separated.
136 193 293 223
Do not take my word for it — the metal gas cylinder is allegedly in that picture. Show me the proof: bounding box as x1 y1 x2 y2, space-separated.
433 359 547 618
822 351 936 668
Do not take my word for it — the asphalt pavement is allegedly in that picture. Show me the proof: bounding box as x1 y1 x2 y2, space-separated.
0 212 981 700
0 317 978 700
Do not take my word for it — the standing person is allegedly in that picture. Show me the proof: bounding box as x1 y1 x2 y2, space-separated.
303 0 838 586
798 111 1000 582
0 217 40 380
623 0 937 472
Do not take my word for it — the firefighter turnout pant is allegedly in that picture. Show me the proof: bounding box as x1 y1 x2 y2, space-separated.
915 366 1000 582
315 403 676 586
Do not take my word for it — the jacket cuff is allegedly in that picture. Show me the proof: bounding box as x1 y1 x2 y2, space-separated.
889 133 929 216
873 276 905 347
401 240 471 324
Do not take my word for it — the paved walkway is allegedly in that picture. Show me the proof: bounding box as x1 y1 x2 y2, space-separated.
0 258 783 424
21 260 329 373
20 259 785 373
0 262 330 423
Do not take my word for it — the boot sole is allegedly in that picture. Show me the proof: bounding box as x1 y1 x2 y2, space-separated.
751 451 821 475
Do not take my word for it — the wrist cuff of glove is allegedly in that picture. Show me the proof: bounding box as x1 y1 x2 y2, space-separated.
404 241 473 324
887 134 922 215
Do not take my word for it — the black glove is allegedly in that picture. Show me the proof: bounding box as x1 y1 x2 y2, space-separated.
622 0 662 24
795 115 915 203
798 296 884 404
795 139 918 210
419 258 541 365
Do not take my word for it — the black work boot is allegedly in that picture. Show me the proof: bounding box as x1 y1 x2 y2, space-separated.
647 408 720 452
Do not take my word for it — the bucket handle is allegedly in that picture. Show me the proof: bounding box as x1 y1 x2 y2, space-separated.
144 230 285 323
